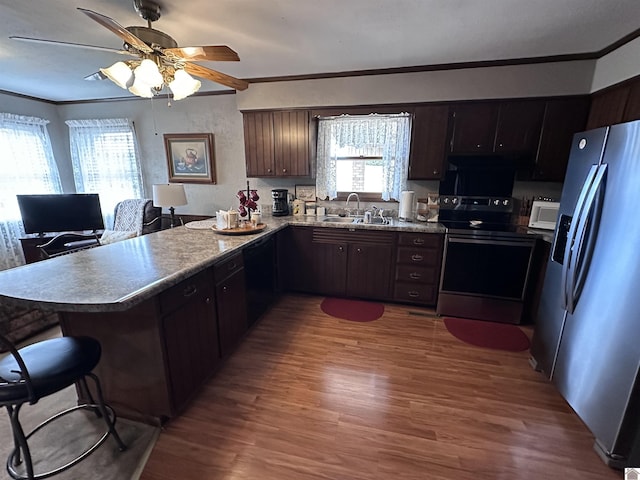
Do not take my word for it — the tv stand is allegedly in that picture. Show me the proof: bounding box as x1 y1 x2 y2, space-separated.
20 232 100 264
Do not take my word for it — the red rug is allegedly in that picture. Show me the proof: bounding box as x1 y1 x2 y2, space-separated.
443 317 530 352
320 297 384 322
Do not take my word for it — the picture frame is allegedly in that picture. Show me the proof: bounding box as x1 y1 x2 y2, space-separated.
295 184 316 201
164 133 216 184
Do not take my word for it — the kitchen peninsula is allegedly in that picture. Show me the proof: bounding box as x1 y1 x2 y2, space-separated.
0 216 447 424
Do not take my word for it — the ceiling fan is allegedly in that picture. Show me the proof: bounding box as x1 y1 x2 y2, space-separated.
10 0 249 98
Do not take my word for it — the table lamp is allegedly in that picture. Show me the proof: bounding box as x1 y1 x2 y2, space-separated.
152 184 187 228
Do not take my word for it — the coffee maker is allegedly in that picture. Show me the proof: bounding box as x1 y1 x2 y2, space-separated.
271 189 289 216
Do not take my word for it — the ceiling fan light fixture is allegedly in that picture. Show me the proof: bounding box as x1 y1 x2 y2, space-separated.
128 76 154 98
169 69 201 100
133 58 163 88
100 61 133 89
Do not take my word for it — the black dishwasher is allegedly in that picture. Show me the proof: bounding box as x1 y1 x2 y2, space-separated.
243 235 276 326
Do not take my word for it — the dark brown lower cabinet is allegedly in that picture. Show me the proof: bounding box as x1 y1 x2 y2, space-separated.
393 232 444 306
162 269 220 413
214 253 248 357
310 228 395 300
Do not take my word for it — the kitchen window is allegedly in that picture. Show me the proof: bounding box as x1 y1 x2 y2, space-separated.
0 113 62 269
66 118 144 228
316 113 411 201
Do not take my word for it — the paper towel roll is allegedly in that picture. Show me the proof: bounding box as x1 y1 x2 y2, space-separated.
399 190 415 221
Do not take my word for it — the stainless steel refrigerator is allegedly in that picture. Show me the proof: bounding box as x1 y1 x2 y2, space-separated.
530 119 640 469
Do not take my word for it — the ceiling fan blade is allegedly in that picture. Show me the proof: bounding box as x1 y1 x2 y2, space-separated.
84 71 107 81
183 63 249 91
10 36 132 56
77 7 153 54
164 46 240 62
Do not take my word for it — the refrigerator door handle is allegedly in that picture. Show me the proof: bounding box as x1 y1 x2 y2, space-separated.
565 164 608 314
561 164 599 310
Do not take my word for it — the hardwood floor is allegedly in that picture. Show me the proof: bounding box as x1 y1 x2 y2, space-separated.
140 294 622 480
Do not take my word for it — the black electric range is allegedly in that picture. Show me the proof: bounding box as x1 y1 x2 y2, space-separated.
438 195 527 238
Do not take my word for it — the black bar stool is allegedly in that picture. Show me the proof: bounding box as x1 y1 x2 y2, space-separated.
0 333 127 480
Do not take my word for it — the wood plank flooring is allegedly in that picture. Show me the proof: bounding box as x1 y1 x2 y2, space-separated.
140 294 622 480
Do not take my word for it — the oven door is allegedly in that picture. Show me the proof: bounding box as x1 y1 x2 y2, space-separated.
437 233 536 324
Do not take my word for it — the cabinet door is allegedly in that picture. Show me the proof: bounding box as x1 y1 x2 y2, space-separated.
347 243 393 299
216 268 248 357
408 105 449 180
243 111 275 176
273 110 311 176
586 85 631 129
494 100 545 154
622 80 640 123
162 278 219 413
278 227 316 293
534 97 590 181
311 241 348 296
449 103 499 154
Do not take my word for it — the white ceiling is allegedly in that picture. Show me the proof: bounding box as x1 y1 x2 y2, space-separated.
1 0 639 103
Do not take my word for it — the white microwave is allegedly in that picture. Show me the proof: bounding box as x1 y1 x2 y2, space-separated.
528 201 560 230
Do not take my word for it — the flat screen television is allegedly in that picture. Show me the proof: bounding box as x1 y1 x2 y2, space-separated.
17 194 105 235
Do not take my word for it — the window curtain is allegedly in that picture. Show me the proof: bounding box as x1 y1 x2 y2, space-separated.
316 113 412 201
66 118 144 228
0 113 63 270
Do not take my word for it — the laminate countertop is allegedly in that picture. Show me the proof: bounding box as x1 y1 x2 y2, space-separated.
0 215 445 313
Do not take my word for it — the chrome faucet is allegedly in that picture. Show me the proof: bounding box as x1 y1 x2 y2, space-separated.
345 192 360 216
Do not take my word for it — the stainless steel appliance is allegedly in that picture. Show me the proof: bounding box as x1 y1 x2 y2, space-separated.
530 120 640 468
437 196 536 324
528 200 560 230
271 189 289 216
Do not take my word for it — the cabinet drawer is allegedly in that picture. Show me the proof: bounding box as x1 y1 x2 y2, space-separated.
397 232 442 248
394 282 438 305
396 247 440 266
160 269 212 314
395 265 440 284
214 253 244 283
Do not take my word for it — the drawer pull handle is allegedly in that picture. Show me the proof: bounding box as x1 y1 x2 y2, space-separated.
228 262 237 271
411 254 424 262
413 239 425 245
409 272 422 279
356 248 362 253
338 246 344 252
183 285 198 297
408 291 420 298
222 286 228 293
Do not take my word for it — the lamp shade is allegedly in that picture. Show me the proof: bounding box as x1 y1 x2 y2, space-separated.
100 61 133 89
169 69 202 101
128 76 154 98
152 184 188 208
134 59 163 88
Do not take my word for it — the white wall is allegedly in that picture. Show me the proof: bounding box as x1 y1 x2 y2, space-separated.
591 36 640 92
236 60 596 110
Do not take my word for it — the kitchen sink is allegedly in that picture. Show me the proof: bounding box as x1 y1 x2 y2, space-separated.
321 216 363 224
321 216 391 225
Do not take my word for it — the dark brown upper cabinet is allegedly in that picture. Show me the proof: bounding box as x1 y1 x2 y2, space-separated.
494 100 545 154
622 80 640 123
586 84 631 129
449 102 499 154
533 97 590 182
449 100 545 157
243 110 311 177
408 105 449 180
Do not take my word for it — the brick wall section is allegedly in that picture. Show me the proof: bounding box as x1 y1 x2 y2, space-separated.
0 304 59 351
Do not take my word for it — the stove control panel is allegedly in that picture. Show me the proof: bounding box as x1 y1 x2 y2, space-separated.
439 196 512 212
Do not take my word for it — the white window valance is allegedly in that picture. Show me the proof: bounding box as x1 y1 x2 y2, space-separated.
316 113 412 201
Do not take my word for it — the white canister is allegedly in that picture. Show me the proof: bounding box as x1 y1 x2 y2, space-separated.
292 199 306 215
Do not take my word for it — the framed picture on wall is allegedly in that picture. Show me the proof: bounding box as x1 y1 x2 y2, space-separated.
164 133 216 184
295 184 316 201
